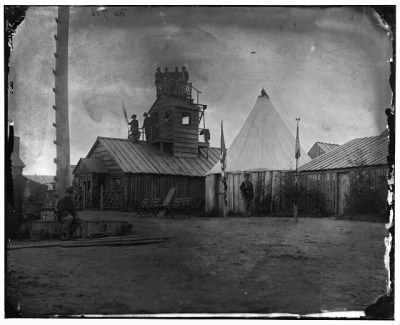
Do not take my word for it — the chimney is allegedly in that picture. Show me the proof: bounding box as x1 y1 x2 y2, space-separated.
14 136 20 156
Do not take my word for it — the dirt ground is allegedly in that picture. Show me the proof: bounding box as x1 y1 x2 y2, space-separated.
6 211 387 316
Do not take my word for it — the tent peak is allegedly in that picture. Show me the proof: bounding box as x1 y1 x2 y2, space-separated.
260 88 269 98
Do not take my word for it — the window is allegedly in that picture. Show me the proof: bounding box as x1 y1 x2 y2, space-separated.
181 112 191 126
164 111 171 122
111 177 121 190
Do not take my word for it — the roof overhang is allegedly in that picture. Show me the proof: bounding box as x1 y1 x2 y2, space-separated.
73 158 109 174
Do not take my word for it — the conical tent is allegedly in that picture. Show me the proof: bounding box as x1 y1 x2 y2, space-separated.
207 92 310 175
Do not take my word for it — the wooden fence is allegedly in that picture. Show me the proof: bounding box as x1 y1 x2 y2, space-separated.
74 188 123 210
206 165 387 217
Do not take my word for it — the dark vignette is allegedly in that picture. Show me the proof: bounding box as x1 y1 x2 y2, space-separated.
364 6 395 320
5 5 28 318
3 5 396 319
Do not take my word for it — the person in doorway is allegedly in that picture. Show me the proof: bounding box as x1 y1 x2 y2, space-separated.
56 186 81 240
240 173 254 217
142 112 152 141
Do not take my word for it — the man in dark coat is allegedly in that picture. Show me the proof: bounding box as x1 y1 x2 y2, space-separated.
163 67 170 92
182 66 189 83
240 173 254 217
155 67 162 96
142 112 152 141
181 66 189 97
128 114 140 141
56 186 80 240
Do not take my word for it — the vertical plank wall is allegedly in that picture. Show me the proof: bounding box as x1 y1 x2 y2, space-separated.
124 174 205 210
205 165 387 216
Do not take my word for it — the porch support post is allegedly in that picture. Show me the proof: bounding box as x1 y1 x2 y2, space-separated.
100 185 104 210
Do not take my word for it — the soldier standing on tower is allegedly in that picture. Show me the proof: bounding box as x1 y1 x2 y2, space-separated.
155 67 162 96
181 66 189 97
182 66 189 82
173 67 180 96
128 114 140 141
163 67 169 93
142 112 152 141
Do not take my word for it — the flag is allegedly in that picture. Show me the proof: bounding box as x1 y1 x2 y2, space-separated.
220 120 228 205
220 120 227 175
122 102 129 124
295 121 301 160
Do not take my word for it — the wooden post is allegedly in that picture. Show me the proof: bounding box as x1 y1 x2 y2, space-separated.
120 189 124 210
270 172 275 213
54 7 72 198
82 189 86 210
100 185 104 210
294 118 300 223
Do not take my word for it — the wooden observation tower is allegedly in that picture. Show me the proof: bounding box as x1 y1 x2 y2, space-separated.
147 67 210 158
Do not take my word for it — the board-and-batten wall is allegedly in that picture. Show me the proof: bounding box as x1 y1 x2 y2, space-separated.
80 142 206 210
205 165 387 217
173 107 199 158
124 174 204 209
149 97 200 158
226 171 291 215
206 171 291 217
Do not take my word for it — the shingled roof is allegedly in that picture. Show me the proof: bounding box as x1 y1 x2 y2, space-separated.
300 131 388 172
87 137 220 177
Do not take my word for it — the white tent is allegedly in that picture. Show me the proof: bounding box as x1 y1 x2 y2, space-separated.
207 90 310 175
205 90 311 217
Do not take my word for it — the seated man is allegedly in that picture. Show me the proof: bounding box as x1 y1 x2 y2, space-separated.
56 186 81 240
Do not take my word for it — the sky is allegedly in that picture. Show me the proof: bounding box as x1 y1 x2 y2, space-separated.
8 6 393 175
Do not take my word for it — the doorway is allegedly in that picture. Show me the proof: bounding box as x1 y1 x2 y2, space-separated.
337 172 350 215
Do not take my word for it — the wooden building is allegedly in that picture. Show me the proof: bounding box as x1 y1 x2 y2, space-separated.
10 137 50 220
25 175 55 191
73 137 219 210
73 68 219 210
207 131 388 217
308 142 339 159
298 131 388 216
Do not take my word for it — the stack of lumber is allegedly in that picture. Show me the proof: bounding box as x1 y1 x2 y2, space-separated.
7 234 172 250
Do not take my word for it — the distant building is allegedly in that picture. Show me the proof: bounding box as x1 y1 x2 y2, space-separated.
25 175 55 191
11 136 27 221
11 136 25 177
73 67 219 210
308 141 339 159
299 131 388 215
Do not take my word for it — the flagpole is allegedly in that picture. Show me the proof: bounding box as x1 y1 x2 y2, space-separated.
294 118 300 223
220 120 227 218
122 102 129 138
